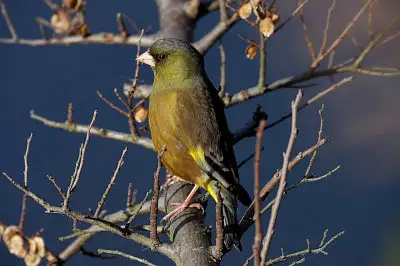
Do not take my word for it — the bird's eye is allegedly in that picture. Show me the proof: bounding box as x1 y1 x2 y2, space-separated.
156 54 167 61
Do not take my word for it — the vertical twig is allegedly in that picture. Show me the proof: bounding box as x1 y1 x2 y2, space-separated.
260 91 302 265
258 31 267 89
126 182 134 208
299 0 316 61
63 111 97 210
117 13 129 39
318 0 336 57
19 133 33 231
150 146 166 244
0 0 18 40
253 119 267 266
215 188 223 260
94 147 128 217
127 29 145 138
218 42 227 98
218 0 228 22
67 103 73 124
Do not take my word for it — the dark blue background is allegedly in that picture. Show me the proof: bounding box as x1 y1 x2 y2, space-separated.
1 1 399 265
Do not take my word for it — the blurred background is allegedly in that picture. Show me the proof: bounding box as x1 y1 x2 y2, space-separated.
1 0 399 265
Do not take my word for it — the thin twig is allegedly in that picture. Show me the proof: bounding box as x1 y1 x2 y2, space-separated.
97 91 128 116
98 249 156 266
260 91 302 264
94 147 128 217
67 103 73 124
19 134 33 231
274 0 309 34
318 0 336 57
304 105 324 178
218 0 228 22
30 110 154 150
117 13 129 39
0 0 18 40
258 31 267 89
253 119 267 266
2 172 173 258
0 33 155 47
63 111 97 210
150 146 166 244
265 230 345 265
311 0 373 69
299 0 316 61
218 42 227 98
47 175 66 200
126 183 134 208
215 188 223 260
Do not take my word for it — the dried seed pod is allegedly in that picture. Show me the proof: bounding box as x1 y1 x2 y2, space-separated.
259 17 275 37
3 226 28 258
24 253 41 266
134 106 148 123
238 3 252 19
245 44 258 60
32 236 46 258
50 11 70 33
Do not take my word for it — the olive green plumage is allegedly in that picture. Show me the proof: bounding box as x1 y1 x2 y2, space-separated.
142 38 251 250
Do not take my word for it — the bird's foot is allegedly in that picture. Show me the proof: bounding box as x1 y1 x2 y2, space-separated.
162 202 204 221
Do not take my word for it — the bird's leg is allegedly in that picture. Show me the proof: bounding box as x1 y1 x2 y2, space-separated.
162 184 203 221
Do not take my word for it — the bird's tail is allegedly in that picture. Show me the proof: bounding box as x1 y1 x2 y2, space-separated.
208 180 242 251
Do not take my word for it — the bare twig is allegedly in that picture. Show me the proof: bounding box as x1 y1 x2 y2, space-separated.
97 91 128 116
117 13 129 39
0 0 18 40
194 13 239 54
265 76 354 131
63 111 97 210
260 91 302 264
98 249 156 266
253 119 267 266
2 172 174 258
311 0 373 69
218 42 227 98
299 0 316 61
304 105 324 177
150 146 166 244
265 230 345 265
126 183 134 208
218 0 228 22
94 147 128 217
19 134 33 231
0 33 155 47
319 0 336 57
214 188 223 260
30 110 154 150
274 0 309 34
47 175 66 200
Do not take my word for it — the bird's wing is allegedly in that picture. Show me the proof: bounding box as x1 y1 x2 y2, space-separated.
175 82 251 206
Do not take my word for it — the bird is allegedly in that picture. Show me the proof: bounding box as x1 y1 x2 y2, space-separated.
136 38 251 250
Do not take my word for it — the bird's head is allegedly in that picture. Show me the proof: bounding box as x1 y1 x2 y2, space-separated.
136 38 204 84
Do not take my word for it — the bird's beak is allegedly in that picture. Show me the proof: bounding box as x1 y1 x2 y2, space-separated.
136 50 155 67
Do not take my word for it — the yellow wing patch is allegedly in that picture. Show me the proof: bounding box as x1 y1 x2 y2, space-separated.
189 146 221 202
189 146 206 166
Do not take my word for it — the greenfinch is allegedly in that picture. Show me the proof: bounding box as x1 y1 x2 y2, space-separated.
137 38 251 250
